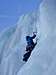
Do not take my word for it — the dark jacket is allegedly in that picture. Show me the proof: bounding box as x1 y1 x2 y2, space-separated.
26 34 36 46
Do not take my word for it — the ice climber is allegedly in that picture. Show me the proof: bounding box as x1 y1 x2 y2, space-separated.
23 32 37 62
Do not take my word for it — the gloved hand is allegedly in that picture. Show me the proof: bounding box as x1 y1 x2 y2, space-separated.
33 32 37 35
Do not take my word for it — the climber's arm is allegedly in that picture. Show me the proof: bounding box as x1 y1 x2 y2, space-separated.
31 34 36 39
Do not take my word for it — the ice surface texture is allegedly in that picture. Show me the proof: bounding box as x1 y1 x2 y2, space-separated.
0 0 56 75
